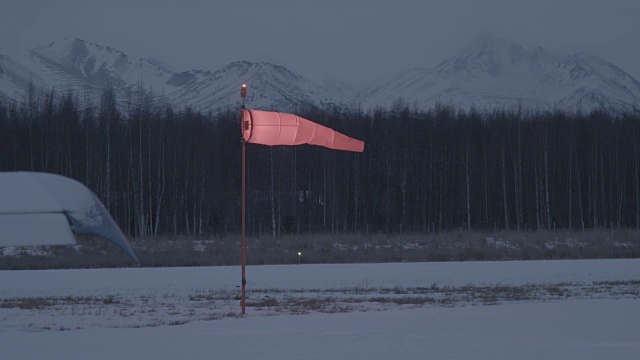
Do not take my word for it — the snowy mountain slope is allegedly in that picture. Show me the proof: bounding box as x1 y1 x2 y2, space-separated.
356 32 640 113
1 34 639 113
0 38 346 112
0 53 48 101
32 38 173 88
542 53 640 112
22 38 174 106
164 61 347 113
316 72 358 102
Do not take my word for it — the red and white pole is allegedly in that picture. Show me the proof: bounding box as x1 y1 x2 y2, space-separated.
240 83 247 315
241 140 246 314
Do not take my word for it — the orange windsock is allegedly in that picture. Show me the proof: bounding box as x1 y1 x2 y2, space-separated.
242 109 364 152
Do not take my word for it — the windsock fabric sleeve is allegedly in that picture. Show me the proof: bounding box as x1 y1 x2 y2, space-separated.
243 109 364 152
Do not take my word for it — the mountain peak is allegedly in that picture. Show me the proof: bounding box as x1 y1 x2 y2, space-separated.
38 37 94 53
32 37 127 67
565 52 606 66
222 60 290 72
23 37 174 98
43 37 85 47
362 33 640 113
437 32 527 76
218 60 306 84
219 60 269 76
3 34 639 114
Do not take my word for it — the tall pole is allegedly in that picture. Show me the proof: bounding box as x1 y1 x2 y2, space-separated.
240 83 247 315
241 139 246 314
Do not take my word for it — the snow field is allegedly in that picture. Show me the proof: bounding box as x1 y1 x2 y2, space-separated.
1 259 639 359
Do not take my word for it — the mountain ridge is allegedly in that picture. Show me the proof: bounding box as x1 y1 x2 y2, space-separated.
1 34 639 114
357 33 640 113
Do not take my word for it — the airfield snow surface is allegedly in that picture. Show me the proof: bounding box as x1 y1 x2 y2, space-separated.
1 259 639 359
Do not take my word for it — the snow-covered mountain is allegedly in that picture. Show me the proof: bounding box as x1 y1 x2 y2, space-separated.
1 34 639 113
0 53 48 100
356 32 640 113
0 38 346 112
24 38 173 105
164 61 347 113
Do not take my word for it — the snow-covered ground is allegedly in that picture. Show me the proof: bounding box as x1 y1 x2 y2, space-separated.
1 259 639 359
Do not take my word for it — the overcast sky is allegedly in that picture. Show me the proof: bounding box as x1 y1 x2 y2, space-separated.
2 0 639 87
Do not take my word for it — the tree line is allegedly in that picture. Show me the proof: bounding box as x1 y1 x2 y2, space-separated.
1 88 640 238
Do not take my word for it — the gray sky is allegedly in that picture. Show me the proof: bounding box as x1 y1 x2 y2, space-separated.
2 0 639 87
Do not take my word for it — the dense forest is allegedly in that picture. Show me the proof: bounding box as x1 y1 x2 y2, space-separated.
1 88 640 239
